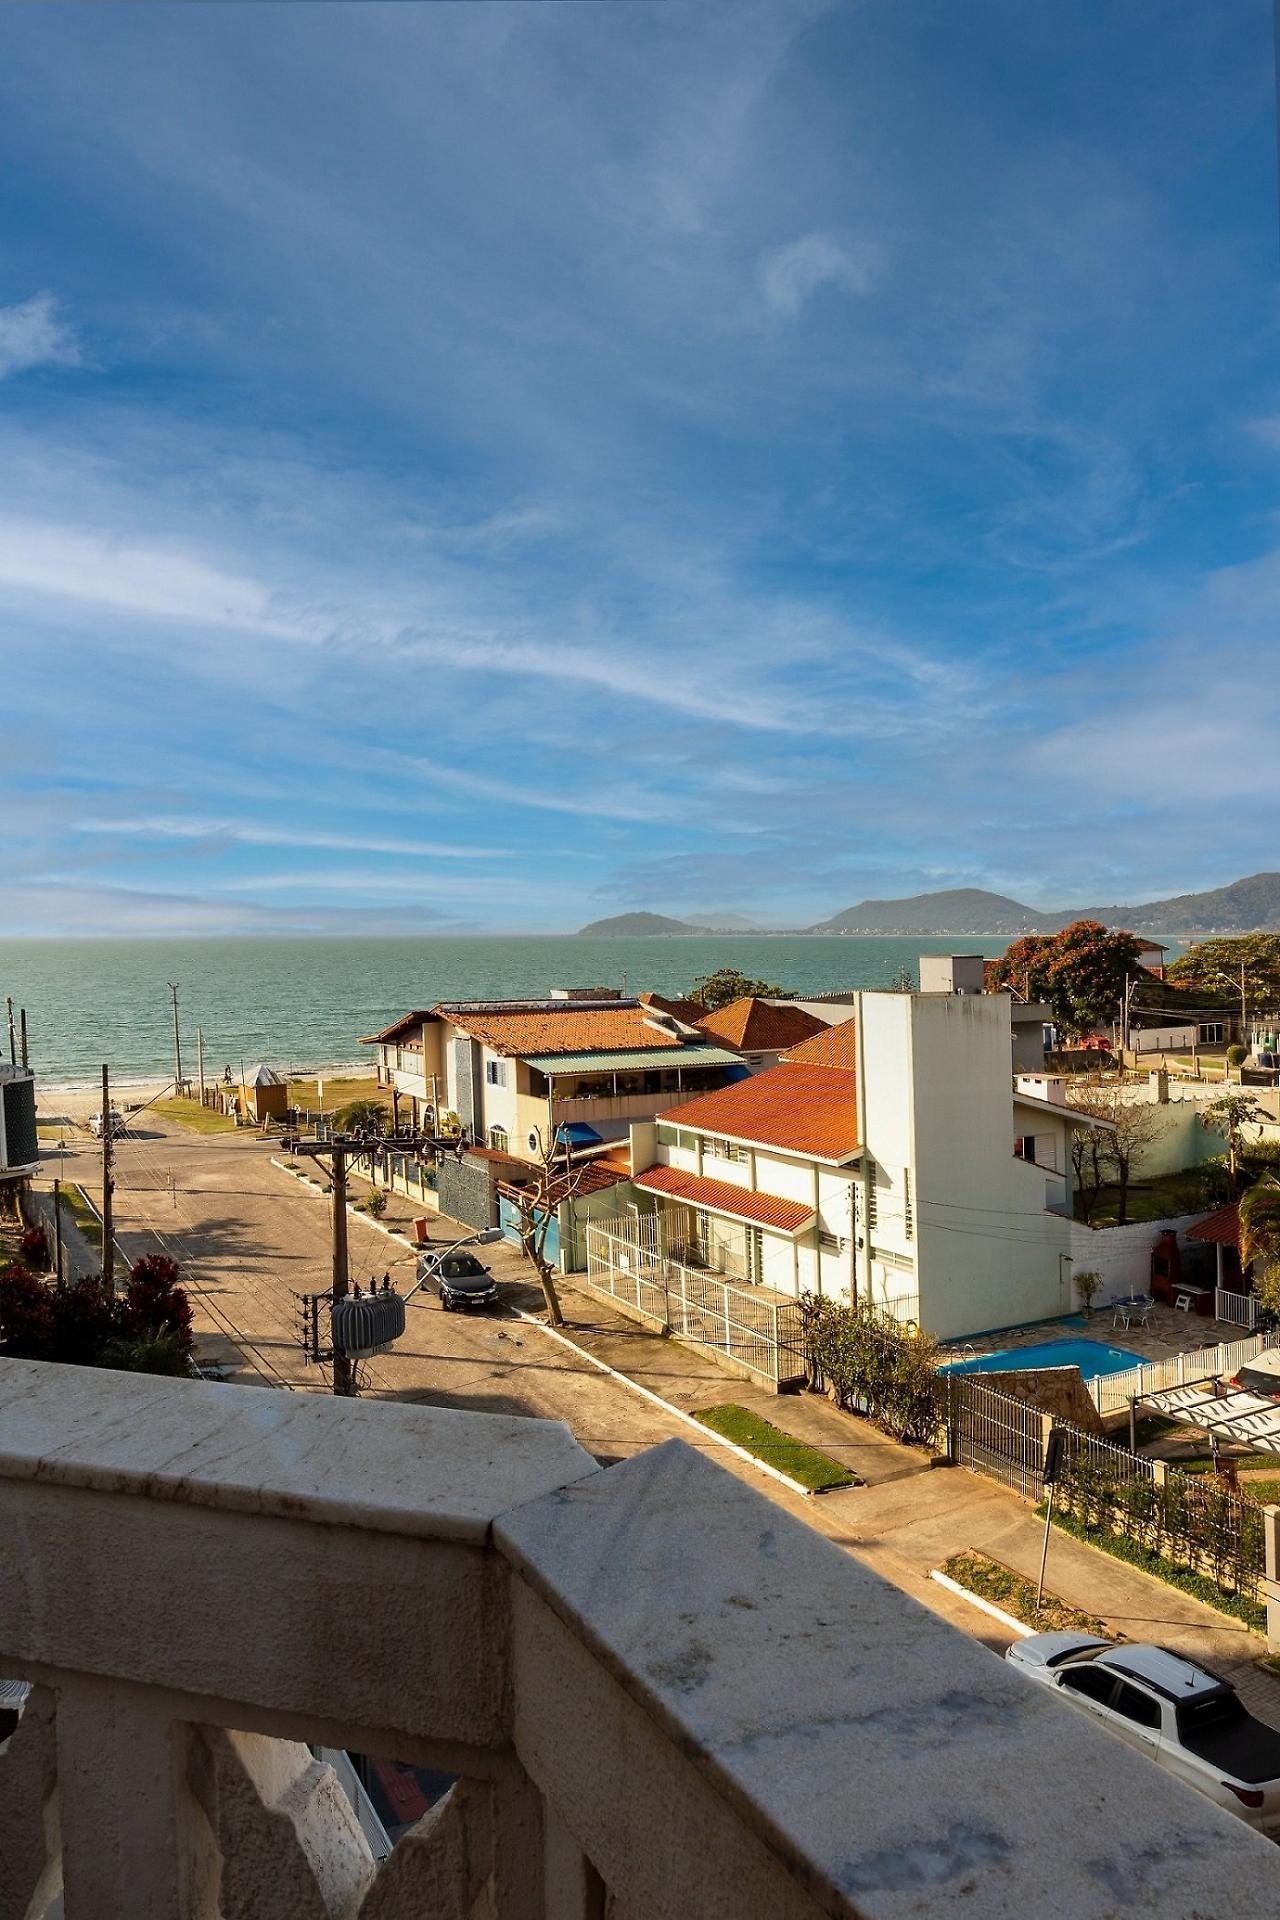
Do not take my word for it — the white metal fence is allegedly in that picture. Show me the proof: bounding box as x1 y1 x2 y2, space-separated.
1215 1289 1259 1332
1087 1331 1275 1416
584 1221 806 1387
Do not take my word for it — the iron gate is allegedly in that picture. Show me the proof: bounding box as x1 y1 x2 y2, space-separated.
946 1376 1047 1501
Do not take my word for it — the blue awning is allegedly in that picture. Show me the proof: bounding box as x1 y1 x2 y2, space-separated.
556 1122 604 1147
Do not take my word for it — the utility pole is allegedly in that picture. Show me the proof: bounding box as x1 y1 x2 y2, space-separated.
18 1008 28 1071
52 1178 64 1289
5 998 13 1066
100 1063 115 1292
330 1142 353 1397
197 1025 206 1108
167 983 183 1092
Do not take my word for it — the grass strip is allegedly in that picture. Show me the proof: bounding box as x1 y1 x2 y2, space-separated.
152 1097 237 1135
693 1404 859 1492
940 1550 1108 1637
1236 1477 1280 1507
62 1184 103 1249
1038 1503 1267 1634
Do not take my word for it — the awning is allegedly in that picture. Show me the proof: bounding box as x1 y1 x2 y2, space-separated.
1186 1204 1240 1249
633 1163 814 1236
556 1122 603 1147
1138 1384 1280 1458
525 1046 743 1074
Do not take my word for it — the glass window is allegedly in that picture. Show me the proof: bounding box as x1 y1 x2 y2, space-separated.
485 1058 507 1087
1111 1682 1161 1730
1061 1667 1117 1706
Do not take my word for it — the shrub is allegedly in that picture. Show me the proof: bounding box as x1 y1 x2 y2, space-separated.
799 1294 942 1446
1074 1269 1101 1314
364 1188 387 1219
19 1225 49 1269
0 1264 55 1359
1227 1044 1248 1068
0 1255 193 1374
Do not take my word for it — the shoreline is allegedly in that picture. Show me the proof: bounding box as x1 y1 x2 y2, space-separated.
35 1057 370 1100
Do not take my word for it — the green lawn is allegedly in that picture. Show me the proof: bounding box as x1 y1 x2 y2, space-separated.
288 1075 389 1114
152 1096 237 1135
694 1404 859 1492
940 1550 1108 1637
1081 1169 1214 1227
1238 1478 1280 1507
61 1184 103 1248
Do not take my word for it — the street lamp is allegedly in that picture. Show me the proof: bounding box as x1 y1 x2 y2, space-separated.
403 1226 503 1304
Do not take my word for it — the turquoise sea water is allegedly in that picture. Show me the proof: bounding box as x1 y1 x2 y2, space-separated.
0 933 1029 1086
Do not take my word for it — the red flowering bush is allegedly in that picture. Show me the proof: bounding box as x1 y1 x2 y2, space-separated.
0 1254 193 1374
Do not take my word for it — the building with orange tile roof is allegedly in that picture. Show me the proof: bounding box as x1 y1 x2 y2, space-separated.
694 997 826 1063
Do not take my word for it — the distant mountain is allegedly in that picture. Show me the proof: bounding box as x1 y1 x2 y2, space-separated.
813 873 1280 937
687 910 760 931
813 889 1059 936
578 912 696 936
1075 874 1280 936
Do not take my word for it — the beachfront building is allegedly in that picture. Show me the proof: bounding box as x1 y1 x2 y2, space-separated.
598 990 1105 1343
691 996 827 1071
361 994 743 1160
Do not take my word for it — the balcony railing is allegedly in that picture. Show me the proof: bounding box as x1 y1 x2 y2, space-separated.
2 1358 1279 1919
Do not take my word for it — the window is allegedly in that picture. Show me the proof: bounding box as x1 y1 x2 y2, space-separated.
1014 1135 1036 1164
704 1135 748 1165
1060 1667 1116 1707
818 1231 846 1255
866 1167 878 1229
1110 1683 1161 1731
485 1058 507 1087
489 1127 509 1154
1199 1022 1225 1046
903 1167 913 1240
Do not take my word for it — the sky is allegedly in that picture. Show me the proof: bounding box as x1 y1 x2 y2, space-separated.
0 1 1277 935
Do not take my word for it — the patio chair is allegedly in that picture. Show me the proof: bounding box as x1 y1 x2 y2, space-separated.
1131 1298 1154 1328
1112 1303 1133 1330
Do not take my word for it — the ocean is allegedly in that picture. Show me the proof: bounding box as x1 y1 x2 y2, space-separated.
1 932 1040 1086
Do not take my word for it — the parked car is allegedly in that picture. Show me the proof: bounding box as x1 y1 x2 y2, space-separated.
1006 1634 1280 1834
88 1107 126 1139
1231 1349 1280 1402
416 1247 500 1312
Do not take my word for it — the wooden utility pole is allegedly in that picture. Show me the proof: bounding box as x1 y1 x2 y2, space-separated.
5 998 13 1066
197 1025 206 1107
167 983 183 1092
18 1008 28 1070
100 1063 115 1292
330 1142 353 1397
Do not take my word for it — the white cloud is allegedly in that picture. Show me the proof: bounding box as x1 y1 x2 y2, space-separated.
757 232 881 318
75 817 506 860
0 292 81 380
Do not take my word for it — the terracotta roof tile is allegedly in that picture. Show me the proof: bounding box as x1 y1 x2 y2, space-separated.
695 998 826 1053
437 1005 684 1057
638 991 706 1025
781 1019 858 1071
658 1061 859 1161
1185 1203 1240 1248
633 1163 815 1233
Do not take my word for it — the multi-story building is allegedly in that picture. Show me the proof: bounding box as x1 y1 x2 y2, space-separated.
361 994 743 1161
616 990 1107 1341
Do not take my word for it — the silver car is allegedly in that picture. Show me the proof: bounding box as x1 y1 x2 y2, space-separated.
1007 1634 1280 1836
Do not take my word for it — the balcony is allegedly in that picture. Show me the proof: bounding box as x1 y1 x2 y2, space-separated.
2 1357 1279 1919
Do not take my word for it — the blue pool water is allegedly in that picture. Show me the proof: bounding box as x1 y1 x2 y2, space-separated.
940 1337 1145 1381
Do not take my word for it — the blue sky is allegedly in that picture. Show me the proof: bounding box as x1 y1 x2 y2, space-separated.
0 2 1277 934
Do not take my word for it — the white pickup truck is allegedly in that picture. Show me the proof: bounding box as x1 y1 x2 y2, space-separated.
1007 1634 1280 1836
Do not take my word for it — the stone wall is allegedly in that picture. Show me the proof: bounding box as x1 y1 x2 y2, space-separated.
975 1365 1107 1436
436 1153 495 1232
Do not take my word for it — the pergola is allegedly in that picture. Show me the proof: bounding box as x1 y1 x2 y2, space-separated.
1135 1383 1280 1459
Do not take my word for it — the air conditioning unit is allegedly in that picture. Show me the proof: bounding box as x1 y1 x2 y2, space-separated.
0 1067 37 1178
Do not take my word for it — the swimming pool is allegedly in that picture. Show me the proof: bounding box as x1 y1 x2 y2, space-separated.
939 1336 1145 1381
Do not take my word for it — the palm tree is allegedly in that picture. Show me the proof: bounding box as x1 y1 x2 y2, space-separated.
1238 1179 1280 1319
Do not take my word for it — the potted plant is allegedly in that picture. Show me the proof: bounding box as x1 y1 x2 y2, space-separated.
1075 1269 1102 1318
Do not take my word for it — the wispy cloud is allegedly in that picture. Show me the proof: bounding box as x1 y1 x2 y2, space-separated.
0 292 80 380
757 233 881 317
75 817 507 860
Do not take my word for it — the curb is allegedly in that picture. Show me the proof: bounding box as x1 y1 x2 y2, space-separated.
269 1157 419 1255
508 1305 825 1500
928 1569 1033 1638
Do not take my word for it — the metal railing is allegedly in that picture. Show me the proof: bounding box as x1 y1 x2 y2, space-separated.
584 1222 805 1387
1087 1331 1274 1415
946 1377 1047 1500
1216 1289 1260 1332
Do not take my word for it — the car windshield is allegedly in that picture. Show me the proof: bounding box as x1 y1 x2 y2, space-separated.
442 1255 487 1279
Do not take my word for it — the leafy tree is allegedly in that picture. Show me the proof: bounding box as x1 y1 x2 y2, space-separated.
1168 935 1280 1006
993 921 1144 1037
1240 1181 1280 1320
690 967 793 1011
1200 1093 1265 1196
